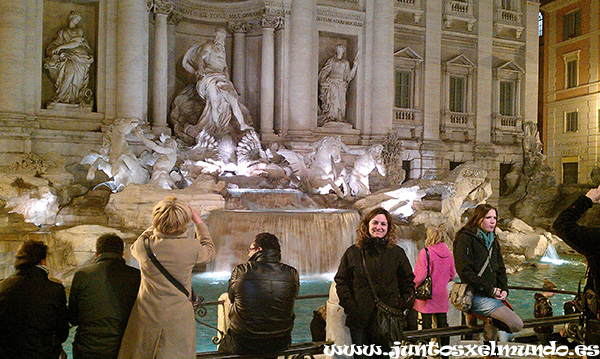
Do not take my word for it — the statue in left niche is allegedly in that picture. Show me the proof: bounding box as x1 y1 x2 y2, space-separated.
44 10 94 109
81 118 149 192
172 27 253 147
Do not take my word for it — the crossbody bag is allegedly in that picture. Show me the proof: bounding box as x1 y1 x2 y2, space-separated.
448 245 493 312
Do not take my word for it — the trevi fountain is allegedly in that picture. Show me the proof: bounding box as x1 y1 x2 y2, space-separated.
0 0 592 355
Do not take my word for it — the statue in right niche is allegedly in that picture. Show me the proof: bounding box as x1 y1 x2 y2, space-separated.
318 44 359 126
44 11 94 108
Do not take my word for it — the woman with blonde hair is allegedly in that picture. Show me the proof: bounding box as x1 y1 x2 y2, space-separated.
413 226 455 358
118 196 215 359
335 207 415 359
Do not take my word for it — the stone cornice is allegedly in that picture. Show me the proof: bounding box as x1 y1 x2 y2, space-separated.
174 0 264 22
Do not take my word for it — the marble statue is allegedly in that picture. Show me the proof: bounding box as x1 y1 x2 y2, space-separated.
318 45 358 126
182 28 253 137
81 118 149 192
277 136 352 198
43 11 94 108
347 144 386 196
135 128 178 190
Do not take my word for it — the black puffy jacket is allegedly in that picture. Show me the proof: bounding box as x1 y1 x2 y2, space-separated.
227 249 299 345
334 239 415 330
453 226 508 297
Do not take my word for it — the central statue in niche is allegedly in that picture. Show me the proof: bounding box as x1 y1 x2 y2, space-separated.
318 44 358 126
171 28 253 148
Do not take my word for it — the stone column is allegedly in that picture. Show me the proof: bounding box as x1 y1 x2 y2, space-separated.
476 0 493 144
0 0 26 116
116 0 149 121
370 0 395 140
524 0 540 126
288 0 317 139
229 21 251 104
260 16 282 140
150 0 173 133
422 0 443 141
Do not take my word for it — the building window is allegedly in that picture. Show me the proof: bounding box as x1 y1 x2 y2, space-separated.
565 111 578 132
449 76 465 113
501 0 514 11
499 81 514 116
566 60 578 88
394 70 412 109
538 12 543 37
563 10 581 40
562 162 578 184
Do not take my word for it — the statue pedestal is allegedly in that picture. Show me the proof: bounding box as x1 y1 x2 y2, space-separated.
46 102 92 113
316 122 360 145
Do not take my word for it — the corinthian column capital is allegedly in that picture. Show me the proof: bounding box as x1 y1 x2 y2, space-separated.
148 0 173 16
228 21 252 33
261 15 283 30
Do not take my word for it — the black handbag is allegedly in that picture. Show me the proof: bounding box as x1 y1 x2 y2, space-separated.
415 247 433 300
360 250 405 346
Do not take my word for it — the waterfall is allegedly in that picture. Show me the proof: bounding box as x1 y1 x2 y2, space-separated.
207 209 359 275
540 243 568 265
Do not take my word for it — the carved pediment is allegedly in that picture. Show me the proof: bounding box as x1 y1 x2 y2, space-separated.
495 60 524 80
394 47 423 68
445 54 475 68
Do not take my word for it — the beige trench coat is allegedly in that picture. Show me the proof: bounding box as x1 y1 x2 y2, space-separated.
118 223 215 359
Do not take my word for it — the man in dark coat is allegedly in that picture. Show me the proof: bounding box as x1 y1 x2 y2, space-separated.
0 240 69 359
69 233 141 359
553 187 600 347
219 232 299 356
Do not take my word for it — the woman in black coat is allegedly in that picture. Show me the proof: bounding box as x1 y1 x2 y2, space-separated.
454 203 522 342
335 207 415 358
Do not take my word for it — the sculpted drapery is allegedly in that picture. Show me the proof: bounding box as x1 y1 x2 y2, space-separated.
318 44 358 126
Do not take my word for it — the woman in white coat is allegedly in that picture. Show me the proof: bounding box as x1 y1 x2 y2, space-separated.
118 196 215 359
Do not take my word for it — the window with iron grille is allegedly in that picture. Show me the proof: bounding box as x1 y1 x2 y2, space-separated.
394 70 412 109
563 10 581 40
565 111 578 132
499 81 514 116
449 76 465 113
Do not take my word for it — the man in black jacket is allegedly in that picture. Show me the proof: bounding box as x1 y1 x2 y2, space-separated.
0 240 69 359
553 187 600 347
69 233 141 359
219 232 299 356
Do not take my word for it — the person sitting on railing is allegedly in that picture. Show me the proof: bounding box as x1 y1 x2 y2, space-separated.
553 185 600 348
533 278 557 345
219 232 299 357
454 204 523 348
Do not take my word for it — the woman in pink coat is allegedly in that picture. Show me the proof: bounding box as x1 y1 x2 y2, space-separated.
413 227 456 357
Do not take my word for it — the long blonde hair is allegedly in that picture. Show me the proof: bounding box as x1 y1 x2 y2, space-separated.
425 226 449 247
152 196 192 236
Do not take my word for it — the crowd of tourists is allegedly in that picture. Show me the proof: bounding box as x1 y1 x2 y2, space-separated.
0 189 599 359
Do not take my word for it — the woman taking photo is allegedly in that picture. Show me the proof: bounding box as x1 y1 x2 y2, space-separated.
454 203 522 342
118 196 215 359
413 226 455 357
335 207 415 358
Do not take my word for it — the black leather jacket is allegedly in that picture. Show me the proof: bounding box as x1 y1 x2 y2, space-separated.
227 249 299 342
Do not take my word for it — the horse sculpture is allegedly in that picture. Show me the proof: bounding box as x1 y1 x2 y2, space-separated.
277 136 351 198
82 118 149 191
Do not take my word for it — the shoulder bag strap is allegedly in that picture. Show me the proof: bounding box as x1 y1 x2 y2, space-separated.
477 245 494 277
144 237 195 302
425 247 430 277
360 249 380 303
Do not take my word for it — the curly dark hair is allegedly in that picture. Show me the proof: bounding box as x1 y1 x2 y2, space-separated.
356 207 396 248
463 203 498 231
